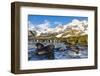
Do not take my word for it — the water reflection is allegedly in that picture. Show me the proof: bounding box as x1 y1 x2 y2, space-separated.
28 40 88 61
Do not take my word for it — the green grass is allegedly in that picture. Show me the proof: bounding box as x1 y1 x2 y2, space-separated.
60 35 88 45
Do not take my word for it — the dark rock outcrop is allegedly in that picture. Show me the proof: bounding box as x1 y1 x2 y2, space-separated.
35 43 55 59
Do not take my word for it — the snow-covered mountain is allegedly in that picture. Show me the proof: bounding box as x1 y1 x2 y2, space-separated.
56 19 88 38
28 19 88 38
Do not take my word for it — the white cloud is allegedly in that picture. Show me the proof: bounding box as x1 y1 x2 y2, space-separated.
82 20 88 25
28 18 88 36
28 21 35 30
38 20 50 30
28 20 50 32
72 19 80 23
68 19 81 26
68 19 88 31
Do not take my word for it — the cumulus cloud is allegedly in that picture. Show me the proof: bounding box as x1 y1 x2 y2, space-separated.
82 20 88 26
72 19 80 23
37 20 50 30
28 20 50 31
28 21 35 30
68 19 81 26
28 18 88 36
63 19 88 31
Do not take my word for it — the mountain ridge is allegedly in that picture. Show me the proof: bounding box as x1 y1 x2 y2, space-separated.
28 19 88 38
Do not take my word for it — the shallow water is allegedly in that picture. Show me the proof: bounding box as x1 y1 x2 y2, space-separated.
28 40 88 61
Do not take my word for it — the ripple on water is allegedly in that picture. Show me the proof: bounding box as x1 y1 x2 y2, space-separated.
28 41 88 60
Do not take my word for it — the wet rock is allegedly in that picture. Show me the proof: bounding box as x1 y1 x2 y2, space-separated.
35 43 55 59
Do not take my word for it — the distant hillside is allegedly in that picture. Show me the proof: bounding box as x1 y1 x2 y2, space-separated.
28 19 88 45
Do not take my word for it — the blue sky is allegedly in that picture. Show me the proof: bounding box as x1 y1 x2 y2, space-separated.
28 15 88 28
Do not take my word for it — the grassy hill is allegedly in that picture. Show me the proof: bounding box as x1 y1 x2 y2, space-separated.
59 35 88 45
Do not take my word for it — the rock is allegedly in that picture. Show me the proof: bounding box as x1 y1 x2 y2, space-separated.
35 43 55 59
